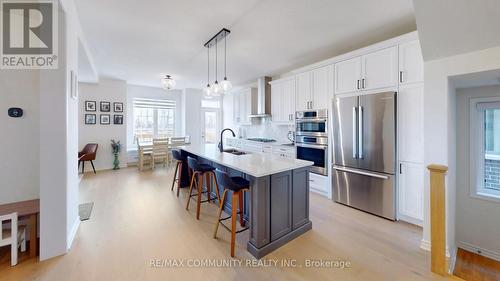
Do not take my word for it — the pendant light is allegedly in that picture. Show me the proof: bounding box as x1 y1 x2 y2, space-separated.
220 35 232 92
161 75 175 90
204 46 212 98
210 38 221 96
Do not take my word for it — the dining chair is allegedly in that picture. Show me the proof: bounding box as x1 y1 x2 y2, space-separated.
78 143 98 174
152 138 169 168
0 212 26 266
137 140 153 171
168 137 188 165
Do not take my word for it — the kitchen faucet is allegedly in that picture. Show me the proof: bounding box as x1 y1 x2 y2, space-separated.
218 128 236 152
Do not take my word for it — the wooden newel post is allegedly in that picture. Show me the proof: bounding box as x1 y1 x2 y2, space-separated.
427 164 448 276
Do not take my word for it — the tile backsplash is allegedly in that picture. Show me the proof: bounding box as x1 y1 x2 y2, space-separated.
236 119 294 143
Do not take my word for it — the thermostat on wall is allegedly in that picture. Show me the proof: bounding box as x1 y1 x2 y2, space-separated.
8 107 23 118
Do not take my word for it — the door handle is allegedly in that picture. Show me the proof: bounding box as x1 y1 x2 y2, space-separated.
399 71 404 83
357 79 360 90
362 78 366 89
333 166 390 180
310 101 313 109
358 106 363 159
352 107 358 159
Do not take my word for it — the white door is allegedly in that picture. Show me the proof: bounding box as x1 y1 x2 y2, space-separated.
398 162 424 225
398 84 424 163
362 46 398 91
334 57 362 95
296 72 312 111
271 82 283 122
312 66 330 109
201 109 220 144
399 40 424 85
282 79 296 122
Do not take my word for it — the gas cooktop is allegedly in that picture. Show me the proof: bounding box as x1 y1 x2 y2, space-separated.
246 138 277 143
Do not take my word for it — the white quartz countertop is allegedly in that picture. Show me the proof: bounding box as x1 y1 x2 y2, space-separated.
180 144 313 177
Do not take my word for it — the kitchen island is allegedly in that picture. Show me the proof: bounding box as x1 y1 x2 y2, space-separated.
179 143 313 259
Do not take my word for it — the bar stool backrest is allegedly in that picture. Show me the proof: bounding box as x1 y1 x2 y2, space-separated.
171 149 184 161
187 156 201 171
214 169 238 190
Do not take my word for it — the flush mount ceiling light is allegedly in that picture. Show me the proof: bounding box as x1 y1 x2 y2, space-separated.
161 75 176 90
204 28 231 97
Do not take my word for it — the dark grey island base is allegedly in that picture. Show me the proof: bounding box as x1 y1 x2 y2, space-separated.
179 148 312 259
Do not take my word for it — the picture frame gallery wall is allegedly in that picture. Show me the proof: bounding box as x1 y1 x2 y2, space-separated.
84 100 124 125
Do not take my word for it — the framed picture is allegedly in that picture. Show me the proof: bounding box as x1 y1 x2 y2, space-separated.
85 114 96 124
114 114 123 125
85 101 96 112
113 102 123 112
100 101 111 112
70 70 78 100
100 114 110 125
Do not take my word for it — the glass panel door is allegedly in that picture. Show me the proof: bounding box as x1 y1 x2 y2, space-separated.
202 110 220 144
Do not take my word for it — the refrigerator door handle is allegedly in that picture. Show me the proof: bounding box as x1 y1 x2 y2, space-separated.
352 107 358 159
333 166 390 180
358 106 363 159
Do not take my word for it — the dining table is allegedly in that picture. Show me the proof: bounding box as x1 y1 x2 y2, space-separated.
0 199 39 258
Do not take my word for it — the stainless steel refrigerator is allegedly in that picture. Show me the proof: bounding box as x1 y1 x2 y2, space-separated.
332 91 396 220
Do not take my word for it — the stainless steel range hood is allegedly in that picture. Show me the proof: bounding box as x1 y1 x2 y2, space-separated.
248 77 272 118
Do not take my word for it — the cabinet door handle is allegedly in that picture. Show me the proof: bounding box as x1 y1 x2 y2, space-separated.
357 79 360 90
310 101 313 109
399 71 404 83
399 163 403 174
362 78 366 89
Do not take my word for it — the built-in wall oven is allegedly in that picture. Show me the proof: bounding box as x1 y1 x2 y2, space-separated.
296 109 328 175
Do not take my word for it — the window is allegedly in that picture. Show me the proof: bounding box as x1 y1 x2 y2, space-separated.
133 98 176 141
470 98 500 201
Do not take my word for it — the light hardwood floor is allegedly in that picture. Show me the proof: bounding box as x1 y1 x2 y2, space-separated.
0 167 449 281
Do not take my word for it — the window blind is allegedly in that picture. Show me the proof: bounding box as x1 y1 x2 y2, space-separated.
133 98 176 109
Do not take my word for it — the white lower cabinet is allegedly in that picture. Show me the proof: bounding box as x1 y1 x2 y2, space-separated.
309 172 329 197
398 161 424 225
272 146 295 158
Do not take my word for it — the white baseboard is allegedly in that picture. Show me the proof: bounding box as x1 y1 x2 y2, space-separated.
458 241 500 262
420 239 451 257
67 217 80 250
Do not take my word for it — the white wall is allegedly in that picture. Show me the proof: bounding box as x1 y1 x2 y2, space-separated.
421 45 500 263
0 70 40 204
126 85 183 150
182 88 203 146
78 79 128 171
456 85 500 260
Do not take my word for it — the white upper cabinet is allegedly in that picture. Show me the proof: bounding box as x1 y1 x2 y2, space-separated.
295 65 332 111
362 46 398 91
334 46 398 95
296 72 312 111
233 88 256 125
398 83 424 163
399 40 424 85
311 65 331 109
270 78 295 123
271 82 283 122
335 57 362 95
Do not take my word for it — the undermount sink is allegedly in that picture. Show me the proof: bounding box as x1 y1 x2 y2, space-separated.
223 149 247 155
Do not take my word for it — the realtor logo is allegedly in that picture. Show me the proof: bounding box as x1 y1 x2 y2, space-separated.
1 0 58 69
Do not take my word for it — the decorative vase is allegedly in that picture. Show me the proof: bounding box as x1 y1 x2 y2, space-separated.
113 152 120 170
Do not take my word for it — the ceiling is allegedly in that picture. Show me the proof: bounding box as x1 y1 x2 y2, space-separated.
413 0 500 61
76 0 416 89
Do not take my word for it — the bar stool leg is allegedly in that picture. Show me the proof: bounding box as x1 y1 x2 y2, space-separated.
186 171 198 210
210 171 222 206
205 173 212 203
176 162 182 197
231 191 239 257
171 161 179 191
238 190 245 227
196 173 204 220
213 189 229 239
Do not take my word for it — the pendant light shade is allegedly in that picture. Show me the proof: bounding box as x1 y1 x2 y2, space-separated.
220 34 232 92
161 75 175 90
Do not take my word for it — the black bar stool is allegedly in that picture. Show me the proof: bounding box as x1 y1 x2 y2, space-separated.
185 156 221 219
213 169 249 257
170 149 185 197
